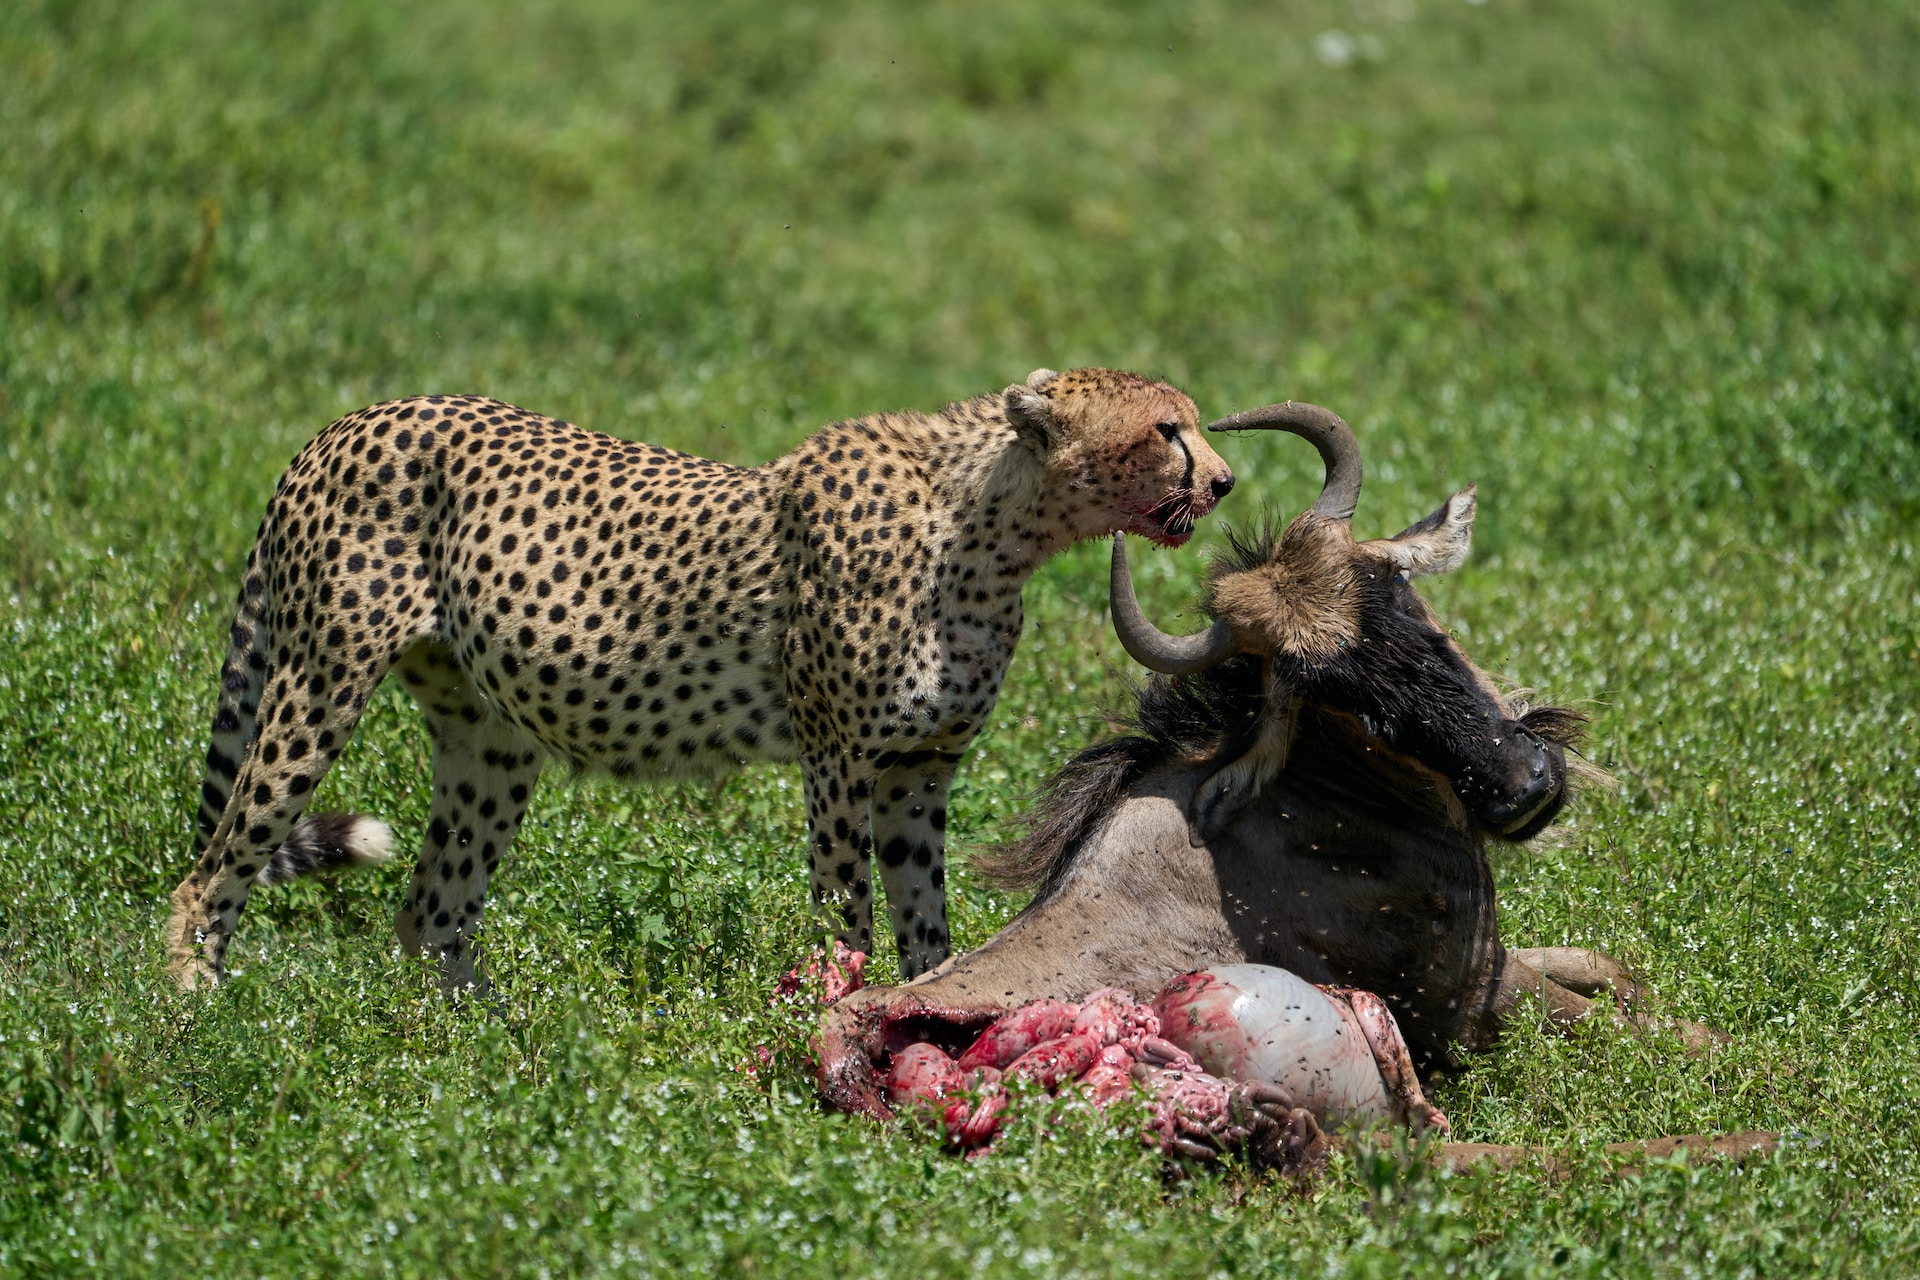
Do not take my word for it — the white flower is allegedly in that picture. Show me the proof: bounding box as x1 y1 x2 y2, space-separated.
1314 30 1358 66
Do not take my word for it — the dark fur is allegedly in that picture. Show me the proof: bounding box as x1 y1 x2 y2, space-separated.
1214 522 1565 817
255 812 386 887
979 519 1588 898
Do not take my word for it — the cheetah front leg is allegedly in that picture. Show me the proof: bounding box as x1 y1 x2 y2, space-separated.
872 752 962 979
392 642 544 996
802 758 881 961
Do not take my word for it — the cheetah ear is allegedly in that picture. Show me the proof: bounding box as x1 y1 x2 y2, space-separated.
1005 383 1061 452
1025 368 1059 390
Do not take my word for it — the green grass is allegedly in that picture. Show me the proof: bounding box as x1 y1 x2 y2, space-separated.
3 0 1917 1273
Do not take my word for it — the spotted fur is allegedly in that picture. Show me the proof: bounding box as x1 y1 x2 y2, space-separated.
166 368 1234 991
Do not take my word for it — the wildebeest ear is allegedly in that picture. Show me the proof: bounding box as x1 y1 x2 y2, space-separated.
1188 687 1300 845
1367 483 1476 578
1004 381 1060 450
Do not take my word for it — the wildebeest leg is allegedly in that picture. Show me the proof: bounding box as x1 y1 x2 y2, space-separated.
1433 1131 1777 1176
1485 950 1725 1054
1508 946 1641 1009
1472 951 1609 1046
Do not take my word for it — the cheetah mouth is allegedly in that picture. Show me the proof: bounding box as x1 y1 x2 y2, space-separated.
1134 489 1206 548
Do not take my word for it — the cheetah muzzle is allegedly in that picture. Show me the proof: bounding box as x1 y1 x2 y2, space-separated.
166 367 1235 992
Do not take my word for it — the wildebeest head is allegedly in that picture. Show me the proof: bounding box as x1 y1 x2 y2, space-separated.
1111 401 1585 843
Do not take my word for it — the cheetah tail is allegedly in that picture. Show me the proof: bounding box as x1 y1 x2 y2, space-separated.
254 813 394 888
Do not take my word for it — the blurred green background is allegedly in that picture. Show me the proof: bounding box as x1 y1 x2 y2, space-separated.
2 0 1916 1275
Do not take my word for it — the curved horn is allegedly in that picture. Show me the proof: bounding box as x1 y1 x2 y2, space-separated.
1205 401 1362 522
1109 535 1240 675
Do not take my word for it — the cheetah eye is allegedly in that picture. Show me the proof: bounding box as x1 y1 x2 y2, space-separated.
1156 422 1180 442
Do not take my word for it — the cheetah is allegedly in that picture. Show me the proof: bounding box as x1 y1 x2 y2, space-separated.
166 368 1235 991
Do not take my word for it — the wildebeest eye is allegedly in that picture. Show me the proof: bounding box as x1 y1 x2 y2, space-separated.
1156 422 1180 442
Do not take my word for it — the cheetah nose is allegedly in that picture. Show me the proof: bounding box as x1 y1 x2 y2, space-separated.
1210 472 1236 501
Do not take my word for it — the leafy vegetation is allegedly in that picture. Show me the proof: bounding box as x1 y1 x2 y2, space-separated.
2 0 1916 1273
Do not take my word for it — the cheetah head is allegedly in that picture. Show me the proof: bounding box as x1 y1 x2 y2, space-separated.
1006 367 1236 549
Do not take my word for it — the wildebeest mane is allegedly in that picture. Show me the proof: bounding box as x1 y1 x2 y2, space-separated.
1211 515 1292 587
972 652 1268 897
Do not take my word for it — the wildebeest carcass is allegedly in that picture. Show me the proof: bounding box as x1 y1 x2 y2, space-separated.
816 402 1738 1167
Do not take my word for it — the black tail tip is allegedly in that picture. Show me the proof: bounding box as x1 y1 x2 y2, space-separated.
256 813 393 887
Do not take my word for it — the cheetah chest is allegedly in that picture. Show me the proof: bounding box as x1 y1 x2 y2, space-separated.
890 576 1028 751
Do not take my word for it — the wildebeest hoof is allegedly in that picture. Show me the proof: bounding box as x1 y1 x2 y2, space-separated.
1662 1017 1732 1057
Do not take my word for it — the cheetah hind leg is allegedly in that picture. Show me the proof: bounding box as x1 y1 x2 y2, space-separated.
167 637 399 989
391 641 544 997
